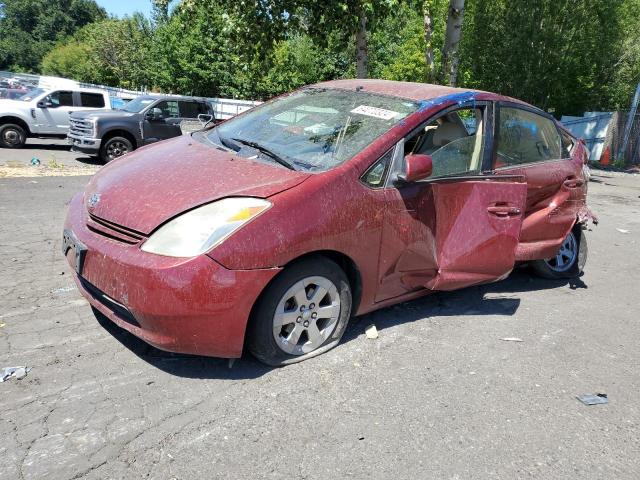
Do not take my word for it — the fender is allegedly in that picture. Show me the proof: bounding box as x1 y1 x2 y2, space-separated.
100 125 142 148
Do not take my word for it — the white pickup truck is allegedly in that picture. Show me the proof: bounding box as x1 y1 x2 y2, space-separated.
0 87 111 148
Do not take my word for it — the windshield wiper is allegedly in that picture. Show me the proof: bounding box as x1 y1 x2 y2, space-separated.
231 137 296 171
212 131 235 152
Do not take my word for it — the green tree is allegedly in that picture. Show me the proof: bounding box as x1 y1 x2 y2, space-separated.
150 1 243 97
256 34 351 98
0 0 106 72
41 14 153 89
294 0 396 79
458 0 640 115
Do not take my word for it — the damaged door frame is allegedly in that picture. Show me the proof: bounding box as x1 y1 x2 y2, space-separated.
374 99 528 302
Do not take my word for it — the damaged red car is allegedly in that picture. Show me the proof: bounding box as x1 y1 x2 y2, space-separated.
63 79 595 366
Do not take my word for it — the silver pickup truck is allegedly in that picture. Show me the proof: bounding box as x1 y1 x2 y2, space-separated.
0 87 111 148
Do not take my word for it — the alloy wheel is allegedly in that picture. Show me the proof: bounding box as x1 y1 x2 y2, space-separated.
544 231 578 272
106 140 129 160
272 276 341 355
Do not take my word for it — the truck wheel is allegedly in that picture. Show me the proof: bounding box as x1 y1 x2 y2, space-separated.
100 136 133 163
0 124 26 148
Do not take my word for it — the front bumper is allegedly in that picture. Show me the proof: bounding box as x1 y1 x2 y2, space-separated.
63 193 281 358
68 133 101 154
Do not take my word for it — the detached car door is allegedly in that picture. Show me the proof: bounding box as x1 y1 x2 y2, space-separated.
493 104 587 261
142 100 182 143
376 101 527 301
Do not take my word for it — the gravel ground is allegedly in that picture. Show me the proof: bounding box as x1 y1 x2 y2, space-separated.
0 146 639 479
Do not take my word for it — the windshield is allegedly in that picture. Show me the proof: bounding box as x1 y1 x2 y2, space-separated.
122 96 156 113
207 88 419 171
19 88 45 101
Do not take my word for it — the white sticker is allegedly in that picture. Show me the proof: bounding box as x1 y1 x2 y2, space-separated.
350 105 400 120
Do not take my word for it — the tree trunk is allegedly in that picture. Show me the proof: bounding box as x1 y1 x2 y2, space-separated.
439 0 465 86
355 9 368 79
423 1 435 83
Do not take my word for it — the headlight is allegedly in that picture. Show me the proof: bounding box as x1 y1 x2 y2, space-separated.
90 118 98 136
141 197 271 257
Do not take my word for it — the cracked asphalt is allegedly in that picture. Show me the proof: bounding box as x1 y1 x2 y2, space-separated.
1 147 639 479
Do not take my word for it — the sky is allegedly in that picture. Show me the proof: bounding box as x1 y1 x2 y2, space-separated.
96 0 153 18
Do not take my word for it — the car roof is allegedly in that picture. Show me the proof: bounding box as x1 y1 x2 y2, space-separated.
139 94 208 101
78 89 108 94
313 79 527 106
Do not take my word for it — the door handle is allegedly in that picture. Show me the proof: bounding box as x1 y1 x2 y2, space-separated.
487 205 521 217
563 178 584 188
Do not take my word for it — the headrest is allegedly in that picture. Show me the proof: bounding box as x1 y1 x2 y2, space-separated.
432 122 467 147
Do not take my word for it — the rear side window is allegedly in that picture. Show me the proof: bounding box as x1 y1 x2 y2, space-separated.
179 101 208 118
497 107 562 167
48 91 74 107
561 131 575 158
80 93 105 108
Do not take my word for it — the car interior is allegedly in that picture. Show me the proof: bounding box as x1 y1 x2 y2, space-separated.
405 107 484 178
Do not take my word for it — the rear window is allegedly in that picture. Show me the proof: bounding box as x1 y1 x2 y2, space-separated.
179 101 208 118
80 93 105 108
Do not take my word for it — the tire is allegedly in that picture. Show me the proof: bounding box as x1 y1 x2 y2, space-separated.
0 123 26 148
530 226 588 279
246 256 352 366
100 136 133 163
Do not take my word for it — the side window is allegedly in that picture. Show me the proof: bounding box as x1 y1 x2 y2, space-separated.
80 93 105 108
362 148 394 188
179 101 207 118
48 91 74 107
155 101 179 118
497 107 562 167
404 106 485 178
560 130 575 158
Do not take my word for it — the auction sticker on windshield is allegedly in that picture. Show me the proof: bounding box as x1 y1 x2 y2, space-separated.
350 105 400 120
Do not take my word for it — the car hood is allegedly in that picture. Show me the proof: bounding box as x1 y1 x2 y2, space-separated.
71 109 135 119
84 135 310 234
0 98 29 108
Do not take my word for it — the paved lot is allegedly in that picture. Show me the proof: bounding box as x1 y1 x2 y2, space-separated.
0 138 100 177
1 143 640 479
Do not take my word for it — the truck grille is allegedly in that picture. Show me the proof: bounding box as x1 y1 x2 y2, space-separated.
69 118 94 137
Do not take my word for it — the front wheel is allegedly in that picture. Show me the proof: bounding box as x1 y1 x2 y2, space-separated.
0 124 27 148
530 227 588 279
100 136 133 163
246 257 352 366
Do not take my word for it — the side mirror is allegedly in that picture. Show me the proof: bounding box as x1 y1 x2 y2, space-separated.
37 100 54 108
197 113 215 126
146 107 164 120
398 153 433 183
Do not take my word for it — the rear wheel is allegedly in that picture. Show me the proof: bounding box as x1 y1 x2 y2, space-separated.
0 123 26 148
100 136 133 163
530 227 587 279
247 257 352 366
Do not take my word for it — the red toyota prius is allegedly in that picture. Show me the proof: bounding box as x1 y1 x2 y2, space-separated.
63 79 595 366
